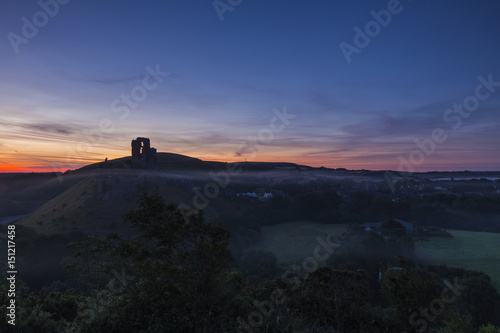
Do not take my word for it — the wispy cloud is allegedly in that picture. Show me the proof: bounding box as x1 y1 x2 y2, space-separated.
0 120 78 137
306 91 349 114
22 123 75 135
84 74 146 85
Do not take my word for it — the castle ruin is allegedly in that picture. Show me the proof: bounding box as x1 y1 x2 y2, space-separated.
131 137 157 168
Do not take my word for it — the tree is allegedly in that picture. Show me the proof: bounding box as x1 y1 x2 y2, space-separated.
0 274 83 333
441 310 474 333
456 275 500 327
361 231 388 259
479 324 500 333
380 257 441 332
380 219 406 237
71 193 245 332
239 249 278 280
124 192 233 286
299 267 374 331
292 192 329 220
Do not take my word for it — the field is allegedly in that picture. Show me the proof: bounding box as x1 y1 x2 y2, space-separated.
256 223 500 292
414 230 500 291
254 221 348 265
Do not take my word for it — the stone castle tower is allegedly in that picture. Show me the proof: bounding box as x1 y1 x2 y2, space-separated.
131 137 157 168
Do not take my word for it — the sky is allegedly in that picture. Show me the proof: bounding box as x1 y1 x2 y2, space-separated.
1 0 499 172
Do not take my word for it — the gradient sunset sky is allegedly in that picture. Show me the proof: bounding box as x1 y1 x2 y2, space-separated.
1 0 499 172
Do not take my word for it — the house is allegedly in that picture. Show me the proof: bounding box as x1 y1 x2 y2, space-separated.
394 219 414 233
362 222 381 232
362 219 414 234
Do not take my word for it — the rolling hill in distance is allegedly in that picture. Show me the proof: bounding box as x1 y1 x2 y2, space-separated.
6 152 312 235
2 151 499 237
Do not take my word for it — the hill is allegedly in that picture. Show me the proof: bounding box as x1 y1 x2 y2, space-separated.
16 169 197 236
77 152 311 172
0 172 88 217
12 152 311 235
8 151 500 238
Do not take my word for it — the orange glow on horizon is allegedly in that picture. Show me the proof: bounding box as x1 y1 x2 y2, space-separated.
2 149 497 174
0 163 63 173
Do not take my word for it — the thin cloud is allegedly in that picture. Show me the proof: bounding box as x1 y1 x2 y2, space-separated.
85 74 146 85
0 121 78 136
306 91 349 114
23 123 75 135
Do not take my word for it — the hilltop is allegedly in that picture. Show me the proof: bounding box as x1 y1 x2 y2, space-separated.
77 152 312 172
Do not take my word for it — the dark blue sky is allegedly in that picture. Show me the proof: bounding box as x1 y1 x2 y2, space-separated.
1 0 499 171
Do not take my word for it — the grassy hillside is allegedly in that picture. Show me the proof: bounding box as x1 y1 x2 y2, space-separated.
17 176 105 235
0 173 86 216
15 168 257 236
414 230 500 291
16 170 197 236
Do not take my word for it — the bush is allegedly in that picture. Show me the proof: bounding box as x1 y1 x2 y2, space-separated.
479 324 500 333
239 249 278 280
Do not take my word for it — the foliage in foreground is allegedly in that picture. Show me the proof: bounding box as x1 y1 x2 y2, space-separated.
2 193 500 332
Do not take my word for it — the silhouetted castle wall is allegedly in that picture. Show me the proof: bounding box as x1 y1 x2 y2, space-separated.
131 137 157 169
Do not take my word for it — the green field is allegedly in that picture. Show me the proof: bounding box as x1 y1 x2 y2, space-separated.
414 230 500 291
255 221 347 265
256 224 500 291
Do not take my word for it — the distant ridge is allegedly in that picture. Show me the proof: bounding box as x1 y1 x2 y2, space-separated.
76 152 313 172
75 153 500 176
